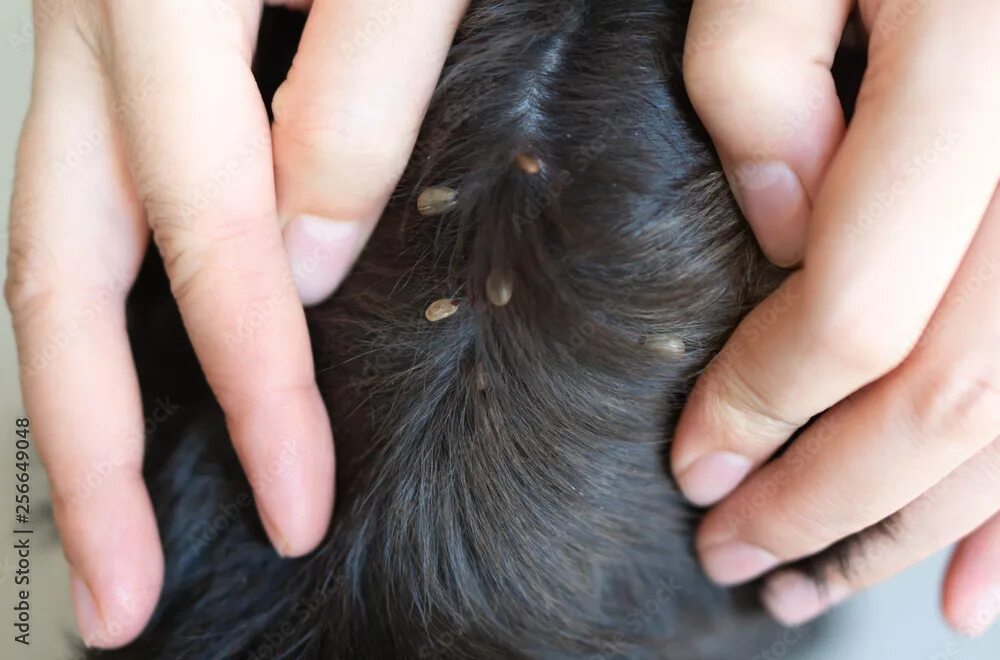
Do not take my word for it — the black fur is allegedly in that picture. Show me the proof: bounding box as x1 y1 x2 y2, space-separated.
89 1 839 657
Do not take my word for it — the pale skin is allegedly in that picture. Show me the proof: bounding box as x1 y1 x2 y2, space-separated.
6 0 468 648
676 0 1000 634
4 0 998 651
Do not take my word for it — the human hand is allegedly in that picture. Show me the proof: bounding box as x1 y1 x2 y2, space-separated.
5 0 465 647
676 0 1000 633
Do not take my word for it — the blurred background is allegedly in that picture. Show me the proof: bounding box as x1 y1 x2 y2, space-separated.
1 1 999 658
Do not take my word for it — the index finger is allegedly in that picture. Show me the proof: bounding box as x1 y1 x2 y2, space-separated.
106 0 334 555
671 0 1000 506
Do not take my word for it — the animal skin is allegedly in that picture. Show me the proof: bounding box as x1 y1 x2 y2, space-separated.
89 1 864 657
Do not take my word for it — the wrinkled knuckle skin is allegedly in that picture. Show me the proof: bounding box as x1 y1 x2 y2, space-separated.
6 134 66 317
718 364 802 441
910 362 1000 443
4 269 54 324
151 210 281 311
152 227 225 310
4 228 60 323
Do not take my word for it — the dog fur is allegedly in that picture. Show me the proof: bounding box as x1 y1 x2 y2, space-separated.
86 1 857 657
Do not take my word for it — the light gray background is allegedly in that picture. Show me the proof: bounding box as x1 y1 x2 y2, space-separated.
0 2 998 659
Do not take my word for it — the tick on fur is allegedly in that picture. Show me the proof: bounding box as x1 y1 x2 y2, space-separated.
646 335 685 359
515 152 542 175
417 186 458 217
486 270 514 307
425 299 460 322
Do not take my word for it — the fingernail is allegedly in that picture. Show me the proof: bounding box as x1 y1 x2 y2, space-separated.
677 451 752 506
762 571 851 626
731 161 809 267
70 571 103 647
700 541 779 585
957 586 1000 637
284 214 361 306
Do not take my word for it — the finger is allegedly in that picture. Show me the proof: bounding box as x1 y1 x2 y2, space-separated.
694 190 1000 584
685 0 852 265
6 18 160 647
759 438 1000 627
943 512 1000 636
273 0 468 305
672 0 1000 507
104 0 334 556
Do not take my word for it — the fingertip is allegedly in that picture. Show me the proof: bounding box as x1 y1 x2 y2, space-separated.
284 214 364 306
675 451 753 507
728 160 810 267
761 571 850 627
71 564 162 649
255 464 335 560
69 519 164 649
943 530 1000 637
698 541 780 586
259 496 331 558
241 386 335 558
48 460 163 649
943 585 1000 638
942 512 1000 636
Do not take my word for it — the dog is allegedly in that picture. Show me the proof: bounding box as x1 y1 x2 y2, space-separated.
92 1 864 657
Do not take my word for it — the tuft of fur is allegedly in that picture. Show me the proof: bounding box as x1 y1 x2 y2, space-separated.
93 1 809 658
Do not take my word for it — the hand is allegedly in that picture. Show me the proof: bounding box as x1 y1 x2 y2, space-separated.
676 0 1000 633
5 0 466 648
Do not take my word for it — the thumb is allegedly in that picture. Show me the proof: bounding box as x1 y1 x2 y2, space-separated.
684 0 853 266
273 0 468 305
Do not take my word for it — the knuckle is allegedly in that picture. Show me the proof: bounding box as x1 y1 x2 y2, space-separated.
268 78 300 131
139 156 268 235
150 222 198 294
153 223 273 309
272 80 344 146
216 378 310 419
151 209 290 319
47 483 76 528
769 490 858 556
813 301 916 379
151 196 270 247
681 51 725 110
142 188 196 235
4 232 60 321
711 364 801 443
4 271 56 325
683 27 764 108
271 79 409 169
47 473 84 521
907 359 1000 443
977 440 1000 485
